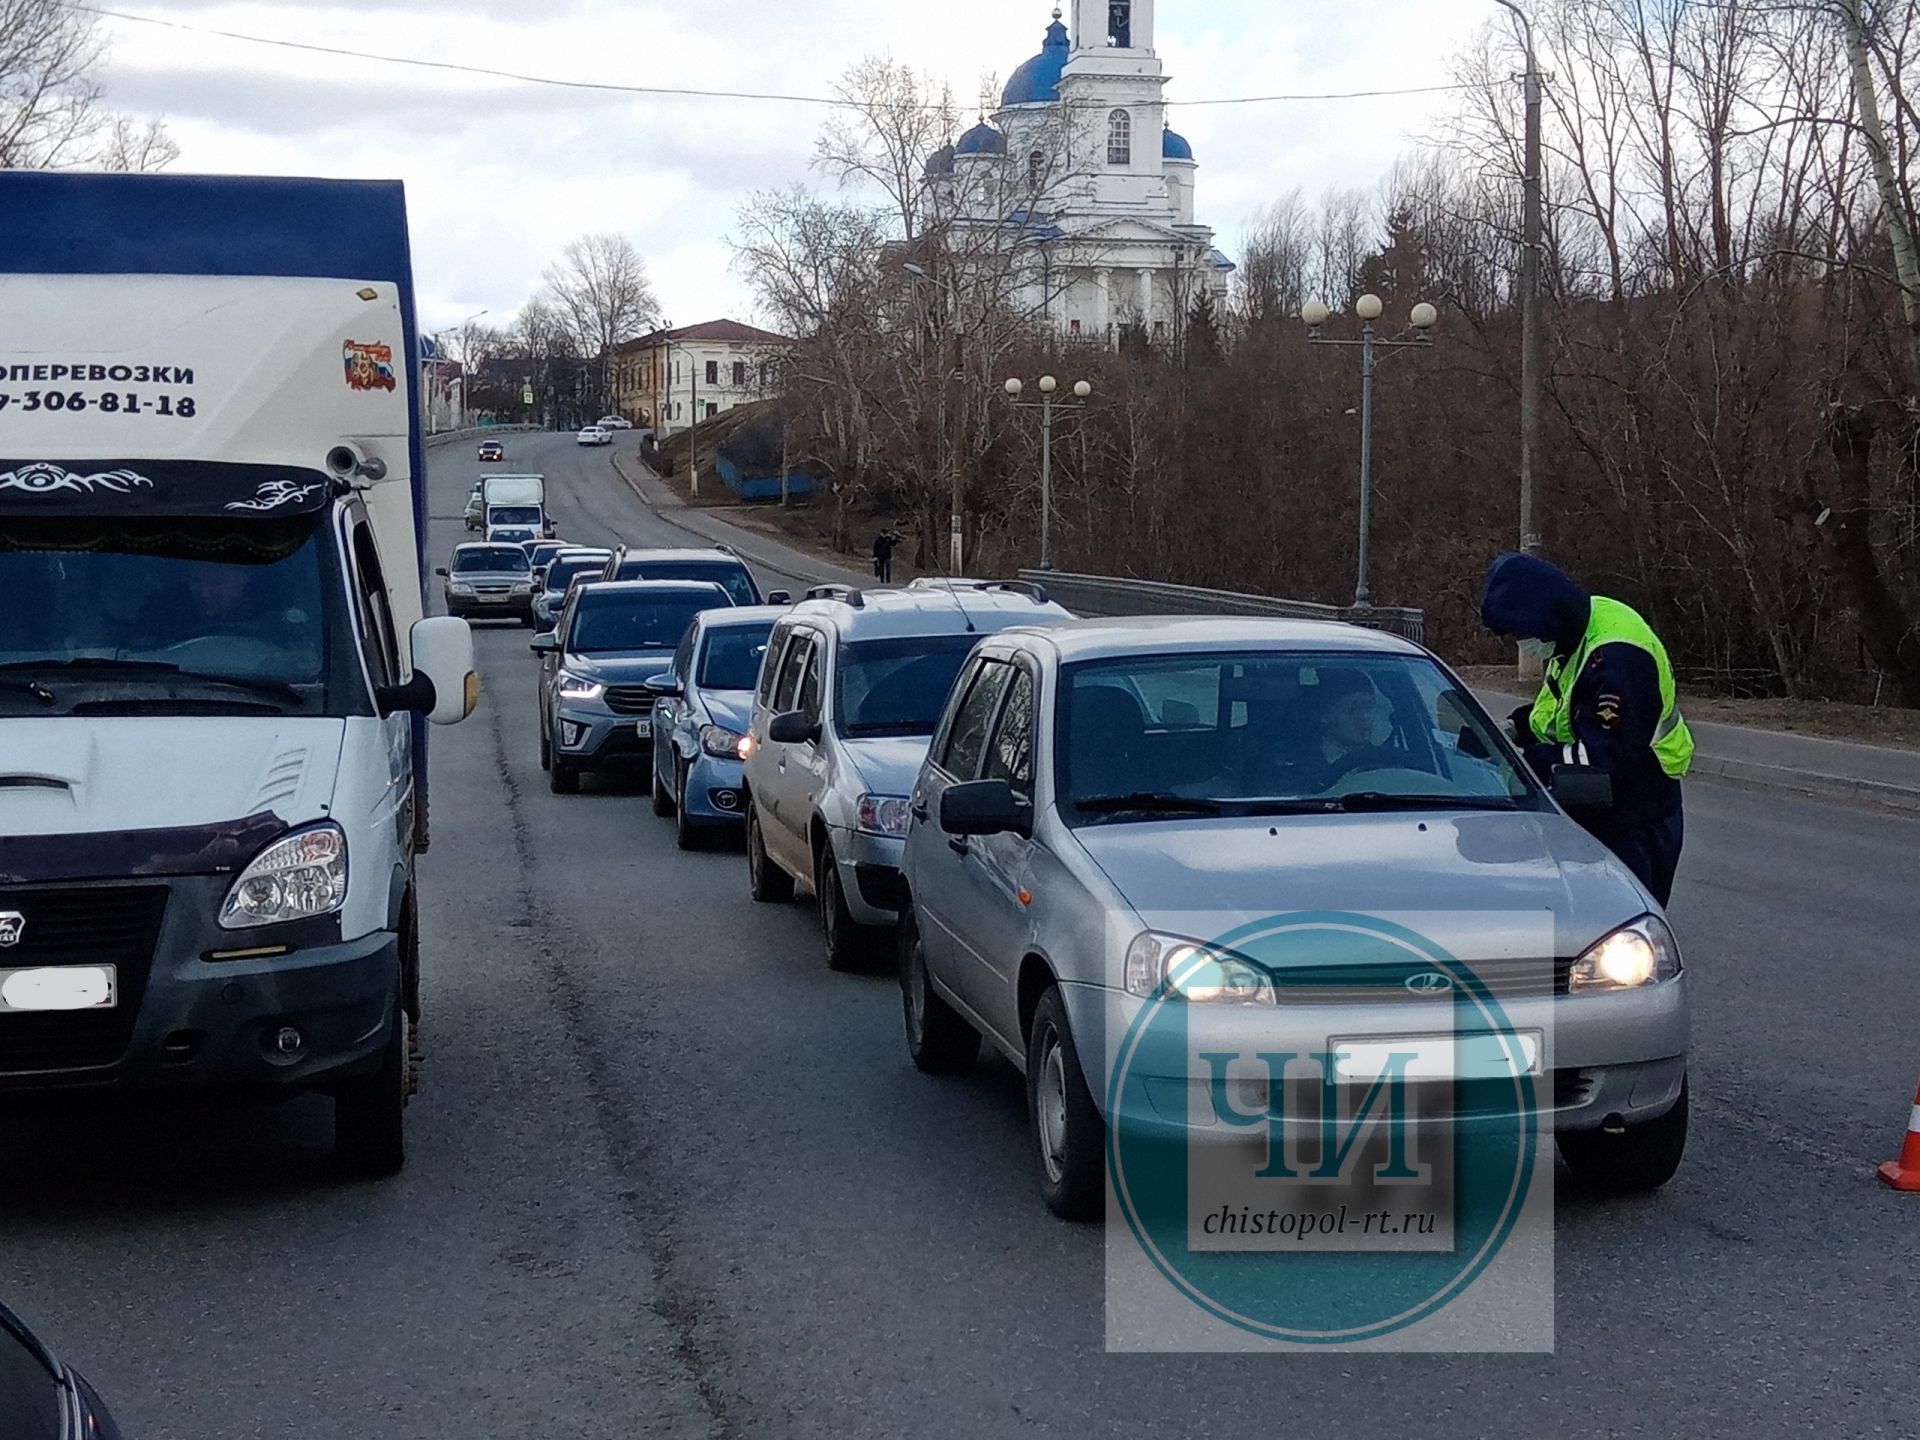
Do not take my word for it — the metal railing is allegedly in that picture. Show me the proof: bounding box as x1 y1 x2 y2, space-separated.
1017 570 1426 645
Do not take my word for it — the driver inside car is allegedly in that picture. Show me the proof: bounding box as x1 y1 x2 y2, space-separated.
1313 669 1386 775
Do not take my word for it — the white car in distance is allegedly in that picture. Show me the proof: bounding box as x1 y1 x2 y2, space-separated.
576 425 614 447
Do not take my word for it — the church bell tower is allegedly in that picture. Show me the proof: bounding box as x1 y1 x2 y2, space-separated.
1071 0 1155 53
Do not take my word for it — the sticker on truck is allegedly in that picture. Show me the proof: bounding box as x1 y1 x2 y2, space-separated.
344 340 398 393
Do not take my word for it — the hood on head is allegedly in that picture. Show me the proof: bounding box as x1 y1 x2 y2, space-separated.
1480 552 1590 649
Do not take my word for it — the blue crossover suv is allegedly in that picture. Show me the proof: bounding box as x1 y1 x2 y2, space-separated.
648 606 786 848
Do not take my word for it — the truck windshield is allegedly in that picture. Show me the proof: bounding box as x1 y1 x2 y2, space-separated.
0 517 354 717
488 506 542 527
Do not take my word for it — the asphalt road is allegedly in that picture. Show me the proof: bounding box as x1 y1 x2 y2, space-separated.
3 431 1916 1437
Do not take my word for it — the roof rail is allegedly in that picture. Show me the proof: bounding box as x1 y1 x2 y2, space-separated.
804 584 866 609
909 577 1051 605
713 542 738 557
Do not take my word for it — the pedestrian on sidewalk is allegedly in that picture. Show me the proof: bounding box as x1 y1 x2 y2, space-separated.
1481 552 1695 907
872 528 899 584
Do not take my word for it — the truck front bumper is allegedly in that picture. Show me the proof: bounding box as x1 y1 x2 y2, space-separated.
0 874 399 1098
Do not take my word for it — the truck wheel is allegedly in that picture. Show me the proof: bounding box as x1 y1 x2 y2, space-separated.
901 911 979 1074
1557 1078 1689 1194
817 838 881 972
652 754 677 818
747 805 794 903
334 1006 410 1179
1028 987 1103 1221
550 760 580 795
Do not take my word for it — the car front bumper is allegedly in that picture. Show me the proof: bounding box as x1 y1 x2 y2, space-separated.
0 875 398 1098
447 589 534 619
553 703 654 769
1060 975 1690 1141
679 752 748 825
828 826 906 925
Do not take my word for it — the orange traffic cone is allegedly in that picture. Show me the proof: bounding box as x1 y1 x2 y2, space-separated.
1878 1078 1920 1192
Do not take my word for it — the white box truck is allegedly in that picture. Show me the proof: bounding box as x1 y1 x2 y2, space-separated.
0 172 477 1177
482 473 551 539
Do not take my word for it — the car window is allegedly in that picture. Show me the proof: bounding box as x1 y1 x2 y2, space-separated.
566 594 715 654
349 523 400 691
796 637 825 721
1055 652 1537 815
983 667 1036 795
632 561 757 606
700 622 777 691
771 633 812 712
672 626 696 682
454 548 529 574
0 1316 61 1440
758 625 793 707
836 633 983 739
941 660 1012 779
543 558 604 593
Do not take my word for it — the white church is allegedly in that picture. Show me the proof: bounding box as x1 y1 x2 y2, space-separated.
923 0 1235 345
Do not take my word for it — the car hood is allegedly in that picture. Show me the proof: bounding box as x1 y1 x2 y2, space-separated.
1071 809 1653 961
0 717 344 841
563 652 676 684
838 736 933 796
699 691 755 734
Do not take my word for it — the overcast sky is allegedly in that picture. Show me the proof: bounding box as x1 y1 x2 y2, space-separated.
96 0 1492 337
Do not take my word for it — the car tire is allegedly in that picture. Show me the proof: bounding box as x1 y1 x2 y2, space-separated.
674 759 707 851
817 839 882 972
539 728 552 772
652 751 677 818
550 759 581 795
1028 987 1103 1221
747 805 794 903
900 910 980 1074
1556 1077 1689 1194
333 1004 411 1179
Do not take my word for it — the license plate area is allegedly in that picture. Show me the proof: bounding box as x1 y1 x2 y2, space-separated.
635 719 653 739
0 965 118 1013
1329 1030 1541 1083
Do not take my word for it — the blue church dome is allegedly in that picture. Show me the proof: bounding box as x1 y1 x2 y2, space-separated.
925 144 955 177
1002 17 1071 106
1163 128 1195 161
954 121 1007 157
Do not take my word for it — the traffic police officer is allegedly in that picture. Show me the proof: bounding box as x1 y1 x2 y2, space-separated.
1480 552 1694 907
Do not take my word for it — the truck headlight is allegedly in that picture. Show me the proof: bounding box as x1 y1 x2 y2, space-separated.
700 724 746 758
1570 915 1681 991
557 671 605 701
219 824 348 929
1124 931 1275 1005
855 794 911 836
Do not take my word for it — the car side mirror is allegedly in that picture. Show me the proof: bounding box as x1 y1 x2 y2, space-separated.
434 567 450 578
381 616 476 726
1551 764 1614 816
767 711 820 745
940 779 1033 839
529 633 559 655
643 673 682 698
767 590 793 605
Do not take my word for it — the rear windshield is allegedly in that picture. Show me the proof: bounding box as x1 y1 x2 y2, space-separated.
614 560 755 606
545 558 606 592
569 593 719 655
455 548 530 573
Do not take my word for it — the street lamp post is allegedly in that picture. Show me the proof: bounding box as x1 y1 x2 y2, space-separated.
1302 295 1438 610
1003 375 1093 571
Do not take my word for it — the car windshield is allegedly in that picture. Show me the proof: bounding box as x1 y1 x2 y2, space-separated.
569 593 718 655
1056 652 1537 818
628 561 755 606
837 633 983 738
455 547 529 574
698 621 777 690
488 506 542 526
0 516 347 716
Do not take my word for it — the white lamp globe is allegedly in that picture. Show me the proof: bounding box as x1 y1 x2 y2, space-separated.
1074 380 1092 398
1004 378 1023 396
1410 302 1438 329
1355 293 1385 321
1300 299 1331 327
1039 375 1058 393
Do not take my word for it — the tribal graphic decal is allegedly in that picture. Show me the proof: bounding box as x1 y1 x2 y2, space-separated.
225 479 328 513
0 464 155 498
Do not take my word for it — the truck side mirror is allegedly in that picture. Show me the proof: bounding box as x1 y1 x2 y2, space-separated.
382 616 476 726
1550 764 1613 816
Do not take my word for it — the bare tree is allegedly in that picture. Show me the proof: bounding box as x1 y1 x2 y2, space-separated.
0 0 176 170
541 234 661 417
814 55 959 245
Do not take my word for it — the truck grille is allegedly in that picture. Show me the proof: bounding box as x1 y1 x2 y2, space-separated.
604 687 656 717
0 884 168 1074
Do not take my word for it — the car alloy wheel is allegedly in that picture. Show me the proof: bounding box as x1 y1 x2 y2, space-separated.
1026 988 1102 1220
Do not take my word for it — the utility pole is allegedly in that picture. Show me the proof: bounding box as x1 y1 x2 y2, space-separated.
1497 0 1546 679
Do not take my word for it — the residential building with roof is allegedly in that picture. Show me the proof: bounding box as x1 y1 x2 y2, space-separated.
923 0 1234 347
612 319 793 435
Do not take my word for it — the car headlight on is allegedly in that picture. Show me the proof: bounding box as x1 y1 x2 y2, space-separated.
1124 931 1276 1005
447 581 476 596
699 724 745 758
1570 915 1681 991
855 794 912 837
511 581 534 594
219 824 348 929
557 671 605 701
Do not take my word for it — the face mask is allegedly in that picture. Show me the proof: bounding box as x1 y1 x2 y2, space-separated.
1517 637 1557 662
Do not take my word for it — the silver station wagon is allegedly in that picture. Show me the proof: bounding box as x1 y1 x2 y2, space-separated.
897 618 1690 1219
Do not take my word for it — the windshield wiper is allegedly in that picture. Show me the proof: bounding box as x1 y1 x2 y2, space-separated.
1332 792 1520 813
1073 792 1226 817
0 659 303 704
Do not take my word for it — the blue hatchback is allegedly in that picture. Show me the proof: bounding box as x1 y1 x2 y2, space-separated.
648 606 785 848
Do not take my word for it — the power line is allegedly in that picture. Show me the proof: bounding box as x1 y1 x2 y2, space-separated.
70 3 1477 111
